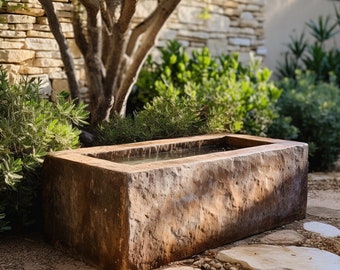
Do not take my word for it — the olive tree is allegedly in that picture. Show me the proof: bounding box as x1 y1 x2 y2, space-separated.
38 0 181 125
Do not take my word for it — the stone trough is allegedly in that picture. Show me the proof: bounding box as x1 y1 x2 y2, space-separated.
42 134 308 270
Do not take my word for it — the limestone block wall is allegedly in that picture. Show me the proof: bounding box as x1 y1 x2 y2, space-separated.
0 0 266 97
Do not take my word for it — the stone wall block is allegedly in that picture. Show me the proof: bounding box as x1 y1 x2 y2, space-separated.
25 38 59 51
256 46 267 55
8 23 33 31
27 30 54 38
19 66 44 75
60 22 73 33
52 79 69 93
0 40 24 49
33 58 64 68
0 14 36 24
0 63 20 82
229 37 251 46
0 23 9 30
0 30 26 38
178 29 209 40
49 70 67 80
52 2 72 11
0 49 35 63
225 8 242 17
36 51 61 59
206 13 230 32
207 39 228 56
36 17 48 25
56 10 72 18
245 4 260 12
178 6 203 25
33 24 50 32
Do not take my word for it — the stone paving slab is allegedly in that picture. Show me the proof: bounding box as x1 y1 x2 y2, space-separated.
216 245 340 270
258 229 305 245
308 207 340 219
304 221 340 237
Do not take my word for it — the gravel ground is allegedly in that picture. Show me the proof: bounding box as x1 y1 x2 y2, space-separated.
0 173 339 270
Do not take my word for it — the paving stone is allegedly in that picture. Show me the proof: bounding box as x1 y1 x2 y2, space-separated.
307 207 340 219
259 229 305 245
308 190 340 210
303 221 340 237
216 244 340 270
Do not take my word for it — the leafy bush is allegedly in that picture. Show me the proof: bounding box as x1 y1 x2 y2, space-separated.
0 67 88 232
277 4 340 86
100 42 281 145
269 71 340 171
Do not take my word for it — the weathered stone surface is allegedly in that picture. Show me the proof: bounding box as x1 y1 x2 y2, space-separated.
178 6 203 24
24 38 58 51
303 221 340 238
33 58 63 67
0 49 35 63
52 79 69 92
229 37 251 46
19 66 43 75
259 230 305 245
0 40 24 49
8 23 33 31
35 51 61 59
216 244 340 270
307 207 340 219
27 30 54 38
43 134 308 270
0 14 36 24
207 39 228 56
0 30 26 38
206 13 230 32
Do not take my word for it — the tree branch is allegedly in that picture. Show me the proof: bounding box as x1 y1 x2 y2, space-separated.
38 0 80 100
118 0 137 33
126 0 180 56
114 0 181 114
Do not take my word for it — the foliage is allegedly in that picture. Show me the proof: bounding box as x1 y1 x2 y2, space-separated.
277 4 340 86
100 42 281 145
0 67 88 232
268 71 340 171
37 0 181 125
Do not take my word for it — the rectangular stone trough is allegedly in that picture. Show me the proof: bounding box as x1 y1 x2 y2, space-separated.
42 134 308 270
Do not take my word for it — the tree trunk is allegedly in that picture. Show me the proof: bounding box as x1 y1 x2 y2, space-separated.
39 0 182 126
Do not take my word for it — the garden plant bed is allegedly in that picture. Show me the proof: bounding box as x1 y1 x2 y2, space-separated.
42 134 308 270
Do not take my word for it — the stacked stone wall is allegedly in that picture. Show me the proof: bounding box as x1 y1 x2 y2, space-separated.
0 0 266 97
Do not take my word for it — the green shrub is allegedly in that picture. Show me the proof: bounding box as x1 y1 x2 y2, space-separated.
277 4 340 86
269 71 340 171
100 42 281 145
0 67 88 232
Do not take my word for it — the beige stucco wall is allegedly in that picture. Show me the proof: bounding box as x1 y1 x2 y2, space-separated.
264 0 340 76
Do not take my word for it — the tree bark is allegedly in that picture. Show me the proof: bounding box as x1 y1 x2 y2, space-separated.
38 0 80 100
39 0 182 126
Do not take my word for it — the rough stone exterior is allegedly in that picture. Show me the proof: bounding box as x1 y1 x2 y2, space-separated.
0 0 266 97
42 134 308 270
